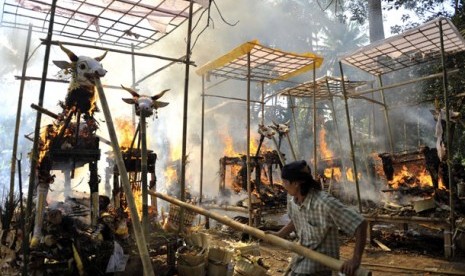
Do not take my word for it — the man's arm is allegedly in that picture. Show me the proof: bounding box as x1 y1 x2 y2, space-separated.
273 220 295 238
341 219 368 276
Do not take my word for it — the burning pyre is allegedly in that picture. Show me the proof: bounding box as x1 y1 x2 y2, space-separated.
216 132 287 212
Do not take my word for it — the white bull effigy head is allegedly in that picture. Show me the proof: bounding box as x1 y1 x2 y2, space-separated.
270 120 290 135
53 43 107 117
258 124 276 139
121 85 170 117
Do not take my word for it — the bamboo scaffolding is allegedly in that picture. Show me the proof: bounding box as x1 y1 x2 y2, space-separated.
150 191 372 276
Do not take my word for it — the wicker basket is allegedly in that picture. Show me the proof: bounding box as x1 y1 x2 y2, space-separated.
233 259 268 276
167 204 197 231
178 262 206 276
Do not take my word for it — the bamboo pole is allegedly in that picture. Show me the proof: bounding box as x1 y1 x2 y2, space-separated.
440 21 455 258
200 76 205 204
285 134 297 161
289 96 300 157
179 0 195 233
326 80 348 184
270 136 286 165
94 78 154 276
151 191 372 276
344 69 460 97
26 0 57 257
140 111 149 238
312 63 317 175
9 24 32 214
339 61 362 213
17 156 28 276
44 40 193 64
131 44 137 126
377 76 394 153
247 52 252 226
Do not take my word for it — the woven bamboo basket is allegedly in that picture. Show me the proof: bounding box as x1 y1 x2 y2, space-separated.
166 203 197 231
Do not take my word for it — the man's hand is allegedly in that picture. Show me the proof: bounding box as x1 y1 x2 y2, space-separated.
340 258 360 276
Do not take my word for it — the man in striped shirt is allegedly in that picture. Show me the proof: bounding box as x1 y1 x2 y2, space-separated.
271 160 367 276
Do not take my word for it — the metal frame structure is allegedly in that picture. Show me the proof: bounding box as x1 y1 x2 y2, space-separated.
276 76 368 211
3 0 206 274
338 17 465 258
195 39 323 225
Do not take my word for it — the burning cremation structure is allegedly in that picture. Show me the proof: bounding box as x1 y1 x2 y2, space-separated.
3 0 208 274
195 40 324 225
276 76 369 199
28 43 108 247
338 17 465 257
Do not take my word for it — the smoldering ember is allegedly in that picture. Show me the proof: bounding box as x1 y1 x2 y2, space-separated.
1 1 465 276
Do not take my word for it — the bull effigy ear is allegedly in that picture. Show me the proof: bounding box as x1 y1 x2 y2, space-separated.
153 101 169 109
53 60 72 69
122 98 136 104
95 51 108 62
121 85 140 98
59 43 78 62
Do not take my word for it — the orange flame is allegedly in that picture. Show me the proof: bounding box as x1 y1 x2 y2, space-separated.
318 128 334 160
221 133 238 157
115 118 135 148
169 144 182 162
324 167 342 182
388 165 444 189
164 165 178 187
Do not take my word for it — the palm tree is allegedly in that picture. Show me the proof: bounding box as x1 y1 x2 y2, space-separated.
316 20 369 75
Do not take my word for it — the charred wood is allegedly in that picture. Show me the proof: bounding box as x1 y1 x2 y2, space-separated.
379 153 394 181
420 146 440 190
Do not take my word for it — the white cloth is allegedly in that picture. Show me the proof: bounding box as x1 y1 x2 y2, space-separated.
435 111 446 161
106 241 129 273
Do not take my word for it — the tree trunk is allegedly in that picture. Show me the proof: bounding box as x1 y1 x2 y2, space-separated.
367 0 385 42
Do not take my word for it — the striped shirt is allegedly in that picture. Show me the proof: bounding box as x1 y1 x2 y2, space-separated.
287 191 364 274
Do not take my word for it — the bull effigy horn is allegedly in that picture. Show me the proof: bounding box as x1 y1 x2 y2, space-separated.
59 42 78 62
151 89 170 101
121 85 140 98
94 51 108 62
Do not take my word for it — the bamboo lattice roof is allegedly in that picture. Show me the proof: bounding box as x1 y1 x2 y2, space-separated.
277 76 367 101
1 0 207 49
196 40 324 83
340 17 465 76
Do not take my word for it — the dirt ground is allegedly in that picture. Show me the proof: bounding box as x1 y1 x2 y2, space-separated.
157 223 465 276
196 226 465 276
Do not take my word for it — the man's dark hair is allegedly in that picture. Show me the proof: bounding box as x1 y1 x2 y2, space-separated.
281 160 321 195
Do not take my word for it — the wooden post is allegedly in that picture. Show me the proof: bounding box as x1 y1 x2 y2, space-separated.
151 191 372 276
140 111 149 237
339 62 362 213
9 24 32 215
270 136 285 165
94 78 154 276
246 52 252 226
285 134 297 161
89 161 99 227
439 20 455 258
